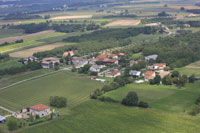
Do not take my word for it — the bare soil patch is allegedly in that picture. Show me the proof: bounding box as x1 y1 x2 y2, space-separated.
0 30 55 44
50 15 93 20
10 43 71 58
106 20 141 27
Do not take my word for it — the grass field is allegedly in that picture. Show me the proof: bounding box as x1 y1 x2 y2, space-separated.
0 109 9 116
0 29 24 39
0 32 66 53
104 81 200 113
21 100 200 133
0 71 104 111
105 19 141 27
176 61 200 76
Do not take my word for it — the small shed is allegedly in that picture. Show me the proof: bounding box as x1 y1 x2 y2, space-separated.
0 116 6 123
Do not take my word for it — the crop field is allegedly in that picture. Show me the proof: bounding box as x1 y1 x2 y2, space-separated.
10 43 73 58
50 15 93 20
0 71 104 111
0 31 66 53
0 109 9 116
105 20 141 27
0 29 24 39
21 100 200 133
176 61 200 76
104 81 200 113
0 69 54 88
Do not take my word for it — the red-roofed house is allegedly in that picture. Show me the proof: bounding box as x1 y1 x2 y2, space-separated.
105 70 121 78
153 63 166 70
29 104 51 117
96 54 118 65
63 51 74 57
119 53 125 56
144 71 156 81
107 54 118 59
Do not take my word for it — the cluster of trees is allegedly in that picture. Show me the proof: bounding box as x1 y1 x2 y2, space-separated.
122 91 148 108
189 95 200 116
78 64 91 74
3 12 42 20
161 71 196 88
157 11 170 17
0 39 23 47
52 23 100 33
90 76 133 99
34 26 159 58
49 96 67 108
142 32 200 67
7 119 19 131
187 9 200 14
0 61 41 76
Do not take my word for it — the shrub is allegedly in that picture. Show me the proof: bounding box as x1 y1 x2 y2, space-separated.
138 101 149 108
122 91 139 106
188 106 200 116
50 96 67 108
195 96 200 105
98 96 117 103
7 119 18 131
90 89 103 99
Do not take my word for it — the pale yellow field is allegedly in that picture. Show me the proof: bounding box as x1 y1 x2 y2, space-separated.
169 5 200 10
50 15 93 20
106 19 141 27
10 43 72 58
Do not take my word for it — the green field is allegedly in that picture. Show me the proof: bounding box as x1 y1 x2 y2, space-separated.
0 32 66 53
0 29 24 39
104 82 200 113
0 71 104 111
176 61 200 76
0 109 9 116
21 101 200 133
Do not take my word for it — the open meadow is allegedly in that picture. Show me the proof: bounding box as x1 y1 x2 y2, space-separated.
0 71 104 111
21 101 200 133
104 81 200 113
105 19 141 27
176 61 200 76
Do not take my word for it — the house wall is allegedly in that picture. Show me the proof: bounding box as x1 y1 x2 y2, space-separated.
30 108 51 117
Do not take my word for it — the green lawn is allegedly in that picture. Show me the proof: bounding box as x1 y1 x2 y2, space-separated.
21 101 200 133
176 61 200 76
0 29 24 39
0 71 104 111
104 82 200 113
0 109 9 116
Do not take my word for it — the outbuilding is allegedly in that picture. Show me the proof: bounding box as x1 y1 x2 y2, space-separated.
0 116 6 123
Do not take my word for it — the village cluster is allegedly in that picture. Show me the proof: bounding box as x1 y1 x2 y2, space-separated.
21 50 171 85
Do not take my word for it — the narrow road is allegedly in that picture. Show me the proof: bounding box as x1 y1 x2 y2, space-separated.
0 106 15 114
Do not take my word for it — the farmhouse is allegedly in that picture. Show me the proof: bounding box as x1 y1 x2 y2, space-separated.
63 51 74 57
144 71 156 81
72 57 88 69
89 65 101 72
144 54 158 61
152 63 166 70
29 104 51 118
96 55 118 65
41 57 60 69
105 70 121 78
129 70 141 78
156 70 170 79
0 116 6 123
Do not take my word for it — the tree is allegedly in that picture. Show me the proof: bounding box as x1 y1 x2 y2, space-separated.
195 96 200 105
158 11 170 17
102 85 112 92
189 74 195 83
171 70 179 78
7 119 18 131
122 91 139 106
50 96 67 108
54 62 59 71
153 75 161 85
180 7 185 11
138 101 149 108
90 89 103 99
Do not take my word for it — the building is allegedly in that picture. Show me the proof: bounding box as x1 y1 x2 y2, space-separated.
155 70 170 79
129 70 141 78
153 63 166 70
63 51 74 57
96 54 118 65
29 104 51 118
0 116 6 123
72 57 88 69
144 71 156 81
107 54 118 59
130 59 142 66
144 54 158 61
89 65 101 72
41 57 60 69
90 76 97 80
105 70 121 78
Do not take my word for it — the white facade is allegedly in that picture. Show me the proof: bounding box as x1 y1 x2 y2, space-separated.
29 108 51 118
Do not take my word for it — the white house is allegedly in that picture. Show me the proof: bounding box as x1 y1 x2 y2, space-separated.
0 116 6 123
129 70 141 78
89 65 101 72
41 57 60 69
144 54 158 61
29 104 51 118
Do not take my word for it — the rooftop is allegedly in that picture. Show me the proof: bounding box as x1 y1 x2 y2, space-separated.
29 104 50 111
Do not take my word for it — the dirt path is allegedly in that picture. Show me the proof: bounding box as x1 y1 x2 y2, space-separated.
0 30 55 44
0 106 15 114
